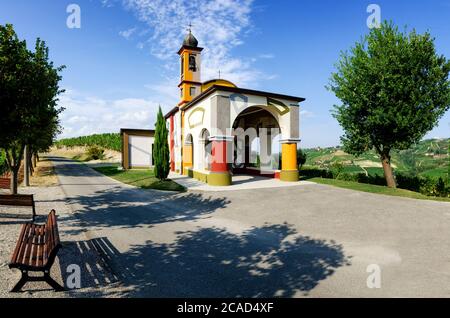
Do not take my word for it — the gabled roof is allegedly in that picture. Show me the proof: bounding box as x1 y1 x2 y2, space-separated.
164 85 305 118
181 85 305 112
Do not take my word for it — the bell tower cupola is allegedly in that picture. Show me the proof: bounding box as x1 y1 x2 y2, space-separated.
178 27 203 106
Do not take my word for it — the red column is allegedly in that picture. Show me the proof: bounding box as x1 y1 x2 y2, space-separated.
208 138 231 186
169 115 175 171
211 140 228 172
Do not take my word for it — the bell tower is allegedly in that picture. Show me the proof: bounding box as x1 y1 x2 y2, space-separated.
178 28 203 106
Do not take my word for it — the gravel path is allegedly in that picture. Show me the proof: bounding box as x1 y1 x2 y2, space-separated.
0 185 127 298
0 186 69 298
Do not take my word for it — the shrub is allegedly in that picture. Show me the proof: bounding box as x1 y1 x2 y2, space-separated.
297 149 307 169
86 145 105 160
394 173 449 197
330 162 344 178
336 172 358 182
0 150 8 175
302 165 449 198
300 166 333 179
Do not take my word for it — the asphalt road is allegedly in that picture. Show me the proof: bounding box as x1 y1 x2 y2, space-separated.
53 157 450 297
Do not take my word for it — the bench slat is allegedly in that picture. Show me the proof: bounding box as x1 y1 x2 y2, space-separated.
22 224 36 267
16 224 33 266
0 178 10 189
36 226 44 268
31 225 45 268
0 194 34 206
10 223 30 264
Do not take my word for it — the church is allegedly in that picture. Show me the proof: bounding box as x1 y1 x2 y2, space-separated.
165 30 305 186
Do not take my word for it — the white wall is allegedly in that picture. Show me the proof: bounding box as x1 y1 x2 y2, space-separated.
129 135 154 167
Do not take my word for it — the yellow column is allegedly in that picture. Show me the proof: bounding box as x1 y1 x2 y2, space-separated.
182 144 193 175
280 143 299 182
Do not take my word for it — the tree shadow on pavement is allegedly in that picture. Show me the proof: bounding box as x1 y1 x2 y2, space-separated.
59 224 350 297
58 186 231 236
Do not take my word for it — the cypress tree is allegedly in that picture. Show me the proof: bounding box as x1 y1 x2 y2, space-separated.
154 106 170 181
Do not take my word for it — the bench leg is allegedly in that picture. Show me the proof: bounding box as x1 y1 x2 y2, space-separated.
11 271 29 293
32 206 36 223
44 271 65 292
10 270 65 292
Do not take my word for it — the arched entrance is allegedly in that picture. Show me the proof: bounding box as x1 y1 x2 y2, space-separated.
232 106 281 177
198 128 211 171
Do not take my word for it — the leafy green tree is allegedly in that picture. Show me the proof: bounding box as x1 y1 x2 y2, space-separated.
154 106 170 181
328 21 450 188
0 24 64 193
297 148 307 169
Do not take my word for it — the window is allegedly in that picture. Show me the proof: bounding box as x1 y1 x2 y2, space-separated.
189 54 196 71
190 87 196 97
180 88 183 98
181 56 184 75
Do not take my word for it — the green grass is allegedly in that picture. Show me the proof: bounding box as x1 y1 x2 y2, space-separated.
420 167 449 179
310 177 450 202
93 166 186 192
342 165 365 174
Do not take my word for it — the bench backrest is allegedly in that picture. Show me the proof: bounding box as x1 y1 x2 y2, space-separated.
0 194 34 206
0 178 10 189
44 210 61 268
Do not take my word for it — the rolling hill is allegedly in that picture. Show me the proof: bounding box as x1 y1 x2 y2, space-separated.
304 138 449 180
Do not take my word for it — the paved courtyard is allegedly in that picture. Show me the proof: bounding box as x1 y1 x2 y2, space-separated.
2 157 450 297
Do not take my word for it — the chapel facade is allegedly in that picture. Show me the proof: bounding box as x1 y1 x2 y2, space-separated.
165 30 305 186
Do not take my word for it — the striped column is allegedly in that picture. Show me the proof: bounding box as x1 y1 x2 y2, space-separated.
169 115 175 171
208 136 232 186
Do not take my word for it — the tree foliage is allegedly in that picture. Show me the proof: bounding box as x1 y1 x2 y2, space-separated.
154 106 170 181
0 24 64 193
328 21 450 187
297 148 307 169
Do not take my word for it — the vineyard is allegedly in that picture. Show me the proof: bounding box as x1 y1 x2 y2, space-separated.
54 133 121 152
304 138 449 180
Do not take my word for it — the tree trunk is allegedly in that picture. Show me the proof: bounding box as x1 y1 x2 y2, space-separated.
6 145 25 195
381 153 396 188
10 167 19 194
33 153 37 169
24 145 30 186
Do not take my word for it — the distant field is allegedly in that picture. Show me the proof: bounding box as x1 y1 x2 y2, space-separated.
304 138 449 180
54 133 121 152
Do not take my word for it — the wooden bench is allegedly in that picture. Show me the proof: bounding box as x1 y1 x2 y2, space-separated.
9 210 64 292
0 177 10 190
0 194 36 222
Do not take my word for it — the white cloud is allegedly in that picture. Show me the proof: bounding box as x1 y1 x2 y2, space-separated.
58 89 164 139
119 27 137 40
258 53 274 59
300 110 314 118
120 0 269 87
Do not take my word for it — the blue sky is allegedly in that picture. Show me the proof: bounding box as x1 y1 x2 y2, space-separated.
1 0 449 147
